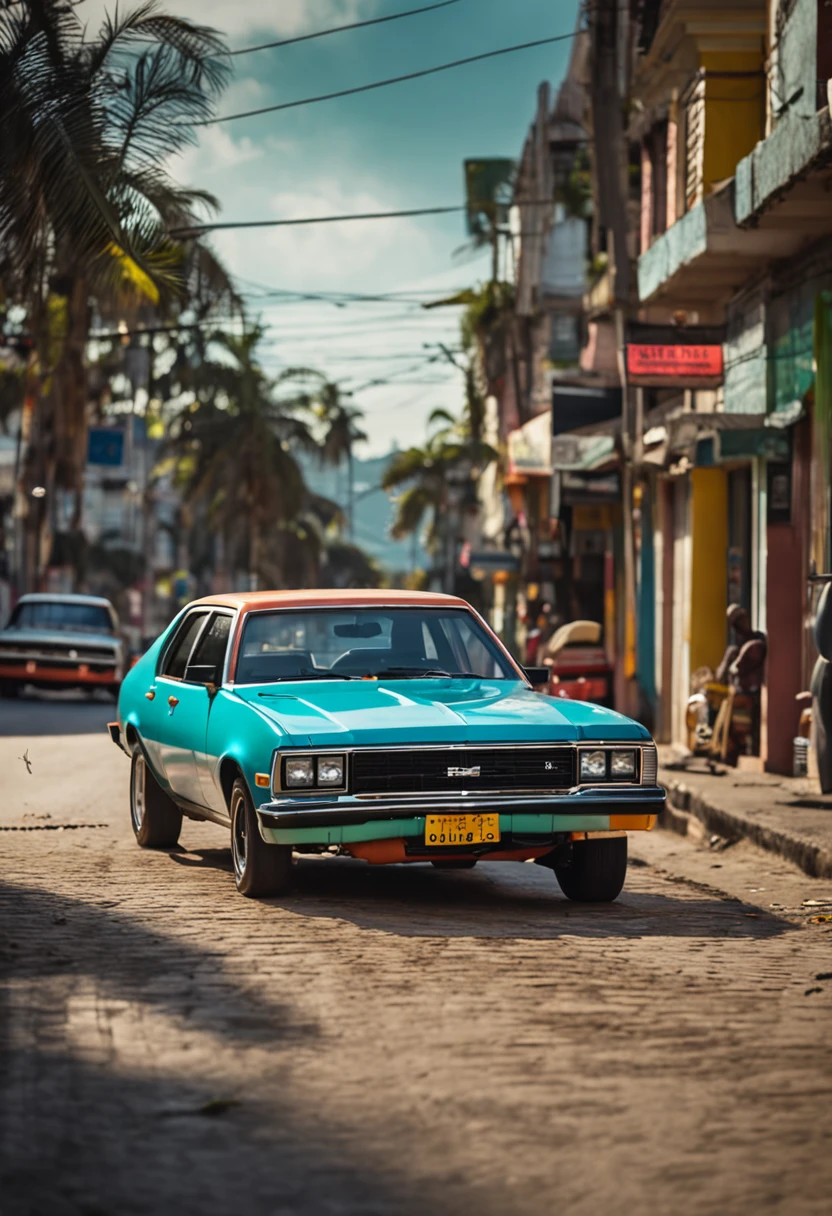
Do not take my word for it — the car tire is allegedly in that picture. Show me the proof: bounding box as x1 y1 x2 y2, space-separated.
130 747 182 849
230 777 292 898
431 859 478 869
0 680 20 699
553 837 627 903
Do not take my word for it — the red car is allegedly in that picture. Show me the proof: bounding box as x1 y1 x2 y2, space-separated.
541 621 612 705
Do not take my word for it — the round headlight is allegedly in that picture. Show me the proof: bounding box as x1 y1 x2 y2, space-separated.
285 757 315 788
610 749 636 778
580 750 608 780
317 756 345 787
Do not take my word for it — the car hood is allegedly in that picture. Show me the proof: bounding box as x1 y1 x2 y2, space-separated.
230 678 648 748
0 628 120 649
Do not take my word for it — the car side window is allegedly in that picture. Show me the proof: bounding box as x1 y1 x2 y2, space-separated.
162 612 208 680
185 613 232 684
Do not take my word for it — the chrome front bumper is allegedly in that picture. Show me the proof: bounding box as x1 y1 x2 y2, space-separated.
257 785 666 830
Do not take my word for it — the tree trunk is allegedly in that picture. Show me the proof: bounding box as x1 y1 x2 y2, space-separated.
56 273 90 523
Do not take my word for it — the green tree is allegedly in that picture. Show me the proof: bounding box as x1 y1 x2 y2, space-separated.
0 0 230 586
276 372 367 540
167 327 320 589
382 408 496 582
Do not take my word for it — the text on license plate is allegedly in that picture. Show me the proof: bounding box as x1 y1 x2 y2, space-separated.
424 814 501 846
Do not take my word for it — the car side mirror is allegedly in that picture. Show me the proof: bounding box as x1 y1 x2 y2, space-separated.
523 666 550 688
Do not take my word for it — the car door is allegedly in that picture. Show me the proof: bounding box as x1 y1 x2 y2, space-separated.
139 610 207 782
182 610 235 812
151 609 213 806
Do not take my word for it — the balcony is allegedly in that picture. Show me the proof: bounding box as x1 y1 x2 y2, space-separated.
735 0 832 225
637 183 797 310
734 108 832 226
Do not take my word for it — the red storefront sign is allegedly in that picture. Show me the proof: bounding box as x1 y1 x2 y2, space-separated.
626 343 723 382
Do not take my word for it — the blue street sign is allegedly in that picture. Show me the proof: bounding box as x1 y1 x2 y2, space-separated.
87 428 125 466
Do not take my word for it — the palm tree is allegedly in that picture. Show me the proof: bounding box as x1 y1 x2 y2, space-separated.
276 372 367 540
166 326 325 590
382 408 496 589
0 0 230 586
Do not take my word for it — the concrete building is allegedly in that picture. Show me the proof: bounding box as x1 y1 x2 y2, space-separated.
630 0 832 771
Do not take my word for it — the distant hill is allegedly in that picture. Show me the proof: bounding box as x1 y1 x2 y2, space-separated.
299 451 428 575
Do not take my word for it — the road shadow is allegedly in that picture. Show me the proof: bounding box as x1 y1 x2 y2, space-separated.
0 692 114 738
0 879 313 1047
168 845 235 875
0 879 503 1216
167 850 795 943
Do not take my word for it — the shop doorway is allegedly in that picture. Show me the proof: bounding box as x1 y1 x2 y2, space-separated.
727 467 752 621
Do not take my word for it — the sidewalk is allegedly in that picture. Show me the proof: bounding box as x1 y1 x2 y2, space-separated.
658 747 832 878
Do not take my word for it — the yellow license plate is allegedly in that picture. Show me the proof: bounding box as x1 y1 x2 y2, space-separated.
424 814 501 847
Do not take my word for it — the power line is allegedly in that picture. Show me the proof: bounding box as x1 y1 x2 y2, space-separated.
170 205 463 238
230 0 463 56
169 199 560 238
199 30 579 126
350 356 444 393
258 316 454 334
233 273 471 300
238 287 471 306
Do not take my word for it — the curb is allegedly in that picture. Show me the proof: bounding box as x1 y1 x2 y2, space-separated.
660 776 832 880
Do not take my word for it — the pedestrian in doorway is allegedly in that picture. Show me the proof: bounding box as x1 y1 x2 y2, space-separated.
716 605 767 693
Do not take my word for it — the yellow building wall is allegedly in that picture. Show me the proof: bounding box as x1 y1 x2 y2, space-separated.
702 51 765 193
690 467 728 674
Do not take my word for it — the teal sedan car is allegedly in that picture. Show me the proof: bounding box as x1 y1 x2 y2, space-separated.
109 590 664 901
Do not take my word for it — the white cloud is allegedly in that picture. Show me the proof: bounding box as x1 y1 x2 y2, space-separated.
210 178 436 293
76 0 379 44
175 126 263 179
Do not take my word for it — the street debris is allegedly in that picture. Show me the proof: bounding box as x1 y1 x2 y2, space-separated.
158 1098 240 1120
0 823 108 832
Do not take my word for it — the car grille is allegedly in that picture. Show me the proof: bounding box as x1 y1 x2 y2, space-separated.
352 746 576 795
0 642 115 662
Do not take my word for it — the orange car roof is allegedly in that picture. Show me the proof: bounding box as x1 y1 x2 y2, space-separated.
190 588 473 614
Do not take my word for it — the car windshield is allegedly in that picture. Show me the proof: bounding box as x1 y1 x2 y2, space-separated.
235 607 517 684
8 601 114 635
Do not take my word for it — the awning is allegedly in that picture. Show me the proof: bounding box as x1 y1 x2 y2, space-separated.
507 410 552 477
466 551 521 580
666 406 803 463
551 432 616 471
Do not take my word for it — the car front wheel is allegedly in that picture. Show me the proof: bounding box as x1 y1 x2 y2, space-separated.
230 777 292 898
553 836 627 903
130 748 182 849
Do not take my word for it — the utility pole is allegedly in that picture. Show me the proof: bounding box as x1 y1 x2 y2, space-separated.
590 0 639 716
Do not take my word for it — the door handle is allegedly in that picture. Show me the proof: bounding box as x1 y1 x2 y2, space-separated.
168 695 180 708
145 690 156 701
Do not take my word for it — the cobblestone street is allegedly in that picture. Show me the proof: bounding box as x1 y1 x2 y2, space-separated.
2 698 832 1216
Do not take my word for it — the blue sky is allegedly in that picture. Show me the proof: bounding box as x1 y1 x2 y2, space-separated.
88 0 580 453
